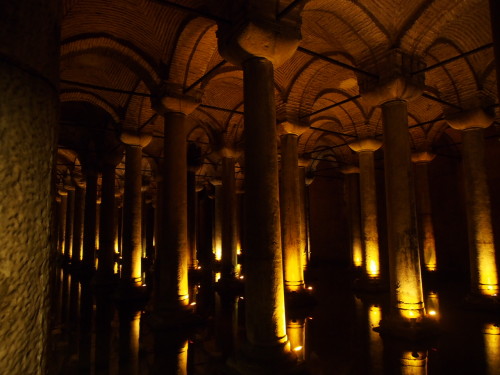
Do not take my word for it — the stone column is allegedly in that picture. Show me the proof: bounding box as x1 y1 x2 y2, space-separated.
217 10 302 364
489 0 500 97
83 167 98 270
96 159 119 282
64 177 76 262
340 166 363 269
360 50 427 328
187 168 198 270
151 84 201 316
297 165 309 271
58 190 68 256
211 178 223 262
0 1 59 372
411 151 437 273
120 131 152 289
447 108 499 297
72 178 86 264
348 138 383 283
221 153 239 280
280 132 305 292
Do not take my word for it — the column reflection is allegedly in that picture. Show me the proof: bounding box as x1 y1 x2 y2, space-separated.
286 317 307 362
94 292 115 374
215 293 239 357
153 334 189 375
400 350 427 375
118 308 142 375
368 304 384 374
483 323 500 375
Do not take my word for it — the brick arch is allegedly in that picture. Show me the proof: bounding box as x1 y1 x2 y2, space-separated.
60 90 121 123
169 17 219 88
61 35 160 91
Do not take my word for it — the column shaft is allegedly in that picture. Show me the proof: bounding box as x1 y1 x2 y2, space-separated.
344 173 362 268
83 171 97 268
280 134 304 291
64 188 75 260
72 184 86 263
298 167 309 271
243 57 287 347
221 157 238 278
155 112 190 311
122 145 144 286
213 184 223 261
462 128 498 295
382 100 424 319
97 164 116 279
358 151 381 279
414 162 437 272
187 170 198 269
58 192 68 255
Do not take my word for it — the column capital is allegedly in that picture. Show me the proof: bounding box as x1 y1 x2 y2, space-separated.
278 119 308 136
210 177 222 187
120 130 152 147
445 107 494 131
58 189 68 197
411 151 436 164
218 146 242 159
348 138 382 153
151 82 202 115
217 15 301 67
359 49 425 107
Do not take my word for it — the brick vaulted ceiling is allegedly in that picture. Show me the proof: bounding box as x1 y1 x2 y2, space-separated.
58 0 498 185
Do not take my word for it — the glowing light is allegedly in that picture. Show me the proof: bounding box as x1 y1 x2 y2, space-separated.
197 266 202 270
428 310 436 316
426 291 440 320
307 286 313 290
190 302 196 306
483 323 500 375
215 272 221 282
400 351 427 374
239 275 244 280
293 346 303 351
239 296 244 300
368 260 380 278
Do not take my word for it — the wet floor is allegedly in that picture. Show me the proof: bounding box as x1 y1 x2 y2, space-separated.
49 262 500 375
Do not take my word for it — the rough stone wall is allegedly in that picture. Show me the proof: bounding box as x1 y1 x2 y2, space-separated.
0 1 60 373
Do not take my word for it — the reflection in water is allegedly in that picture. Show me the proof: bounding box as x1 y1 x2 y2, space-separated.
368 304 383 374
119 309 141 375
79 282 93 373
483 323 500 375
153 334 189 375
95 292 114 374
215 293 239 356
400 351 427 375
287 317 307 362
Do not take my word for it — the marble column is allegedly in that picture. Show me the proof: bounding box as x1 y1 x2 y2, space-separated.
447 108 499 297
64 178 76 262
360 51 427 327
151 84 202 316
340 166 363 269
211 178 223 262
96 159 119 282
0 1 60 372
349 138 383 282
58 189 68 256
411 151 437 273
83 167 98 269
72 178 86 264
297 165 309 272
120 131 152 288
280 133 305 292
187 168 198 270
221 154 239 280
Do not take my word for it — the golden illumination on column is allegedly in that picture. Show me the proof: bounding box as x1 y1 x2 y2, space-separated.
368 304 383 371
58 189 68 255
287 318 307 362
483 323 500 375
349 138 382 280
400 351 427 375
298 163 310 271
425 291 440 320
412 151 437 272
212 179 223 261
280 131 305 292
341 166 363 269
447 108 499 297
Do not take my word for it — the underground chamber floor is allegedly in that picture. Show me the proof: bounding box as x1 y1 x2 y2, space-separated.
49 263 500 375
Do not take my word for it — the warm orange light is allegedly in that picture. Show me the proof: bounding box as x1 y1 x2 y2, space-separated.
287 318 306 362
293 346 303 351
400 351 427 374
307 286 313 290
215 272 221 282
368 259 380 278
483 323 500 375
425 291 440 320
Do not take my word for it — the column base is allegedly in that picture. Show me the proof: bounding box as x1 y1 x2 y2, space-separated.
353 276 387 293
115 282 148 303
463 293 500 312
216 276 245 296
223 341 306 375
375 314 439 341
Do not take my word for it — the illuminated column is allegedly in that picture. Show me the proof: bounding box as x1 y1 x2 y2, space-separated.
211 178 223 262
58 189 68 255
220 154 239 280
64 176 76 262
120 131 152 288
411 151 437 273
83 166 97 269
360 50 427 324
298 165 309 271
72 177 86 264
187 168 198 270
349 138 383 281
118 309 141 375
400 351 427 375
280 132 305 292
0 1 59 371
151 84 201 315
96 158 119 282
447 108 499 297
340 166 363 269
286 317 307 362
217 4 303 366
